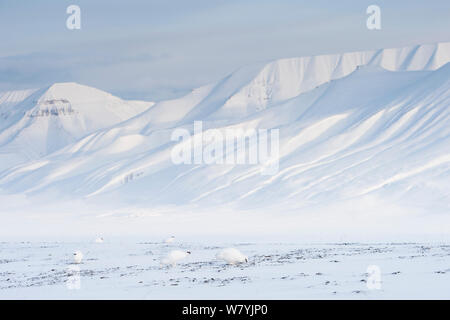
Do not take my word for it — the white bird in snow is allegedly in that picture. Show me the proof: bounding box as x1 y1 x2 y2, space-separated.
161 250 191 267
216 248 248 265
73 251 83 264
165 236 175 244
94 237 104 243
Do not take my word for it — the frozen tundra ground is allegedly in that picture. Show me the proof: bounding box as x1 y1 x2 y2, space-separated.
0 241 449 299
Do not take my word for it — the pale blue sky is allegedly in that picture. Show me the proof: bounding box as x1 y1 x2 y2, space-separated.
1 0 450 101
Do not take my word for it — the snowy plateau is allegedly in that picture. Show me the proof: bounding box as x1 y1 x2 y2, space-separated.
0 42 449 299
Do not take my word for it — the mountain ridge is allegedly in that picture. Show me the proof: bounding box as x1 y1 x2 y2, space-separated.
0 42 449 216
0 82 154 168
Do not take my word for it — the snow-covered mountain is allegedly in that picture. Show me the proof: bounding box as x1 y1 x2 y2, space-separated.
0 42 449 215
0 83 153 168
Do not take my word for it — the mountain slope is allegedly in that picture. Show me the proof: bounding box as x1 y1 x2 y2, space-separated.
0 83 153 169
0 43 449 215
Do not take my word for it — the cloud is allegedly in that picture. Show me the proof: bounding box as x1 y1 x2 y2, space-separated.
0 49 172 99
0 53 71 87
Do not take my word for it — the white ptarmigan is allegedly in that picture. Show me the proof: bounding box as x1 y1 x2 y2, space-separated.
161 250 191 267
164 236 175 244
73 251 83 264
94 237 104 243
216 248 248 265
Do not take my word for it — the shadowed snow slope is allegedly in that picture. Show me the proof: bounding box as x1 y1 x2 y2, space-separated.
0 43 449 219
